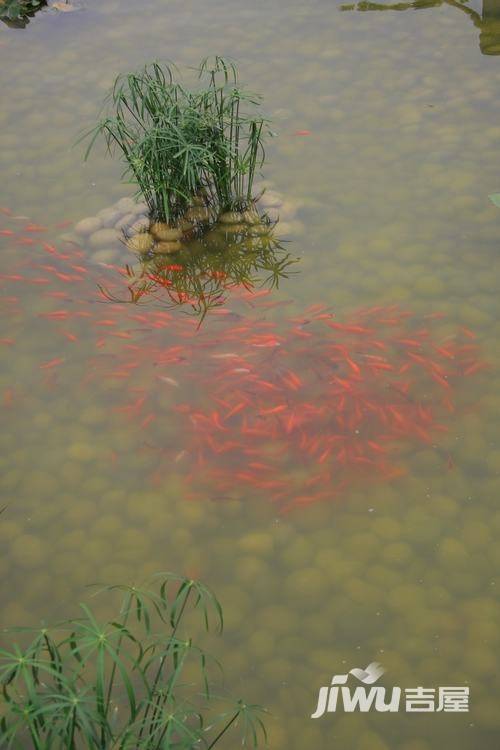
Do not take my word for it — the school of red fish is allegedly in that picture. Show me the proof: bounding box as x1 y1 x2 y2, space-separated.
0 208 488 512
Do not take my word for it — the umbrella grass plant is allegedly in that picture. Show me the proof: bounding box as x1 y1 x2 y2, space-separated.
0 573 267 749
83 57 272 227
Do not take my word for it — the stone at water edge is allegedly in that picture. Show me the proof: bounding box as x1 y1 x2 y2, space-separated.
150 223 183 241
127 232 154 253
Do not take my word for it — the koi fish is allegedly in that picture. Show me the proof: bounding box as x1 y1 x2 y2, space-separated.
39 357 65 369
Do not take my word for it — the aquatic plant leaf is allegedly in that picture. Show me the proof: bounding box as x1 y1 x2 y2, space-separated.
0 0 45 22
82 59 271 222
488 192 500 207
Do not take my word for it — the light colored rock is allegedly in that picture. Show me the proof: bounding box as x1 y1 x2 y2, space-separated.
115 196 137 213
97 207 122 228
75 216 102 236
89 228 120 248
127 233 154 252
150 222 183 241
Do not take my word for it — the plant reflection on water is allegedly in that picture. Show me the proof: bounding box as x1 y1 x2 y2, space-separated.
98 225 299 324
341 0 500 55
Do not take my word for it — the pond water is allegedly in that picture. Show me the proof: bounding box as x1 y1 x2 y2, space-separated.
1 1 500 748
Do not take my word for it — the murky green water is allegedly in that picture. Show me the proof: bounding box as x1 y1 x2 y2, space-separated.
1 1 500 748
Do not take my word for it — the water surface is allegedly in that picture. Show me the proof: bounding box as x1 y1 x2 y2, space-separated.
1 1 499 748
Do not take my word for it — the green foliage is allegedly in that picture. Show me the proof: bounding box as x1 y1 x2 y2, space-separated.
0 573 267 749
83 58 272 224
0 0 45 24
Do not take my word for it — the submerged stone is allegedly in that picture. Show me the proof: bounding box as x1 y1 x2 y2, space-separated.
75 216 102 235
115 196 138 213
97 207 123 228
115 212 136 231
88 228 120 248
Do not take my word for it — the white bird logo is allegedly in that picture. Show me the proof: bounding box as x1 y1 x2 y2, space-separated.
331 662 385 685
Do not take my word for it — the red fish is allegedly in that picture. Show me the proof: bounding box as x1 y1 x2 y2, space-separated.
39 357 64 369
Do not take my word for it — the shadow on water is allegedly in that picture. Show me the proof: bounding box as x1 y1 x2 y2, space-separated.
340 0 500 54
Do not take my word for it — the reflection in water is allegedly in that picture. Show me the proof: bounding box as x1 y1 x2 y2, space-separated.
341 0 500 54
105 227 298 322
0 0 46 28
1 0 500 747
